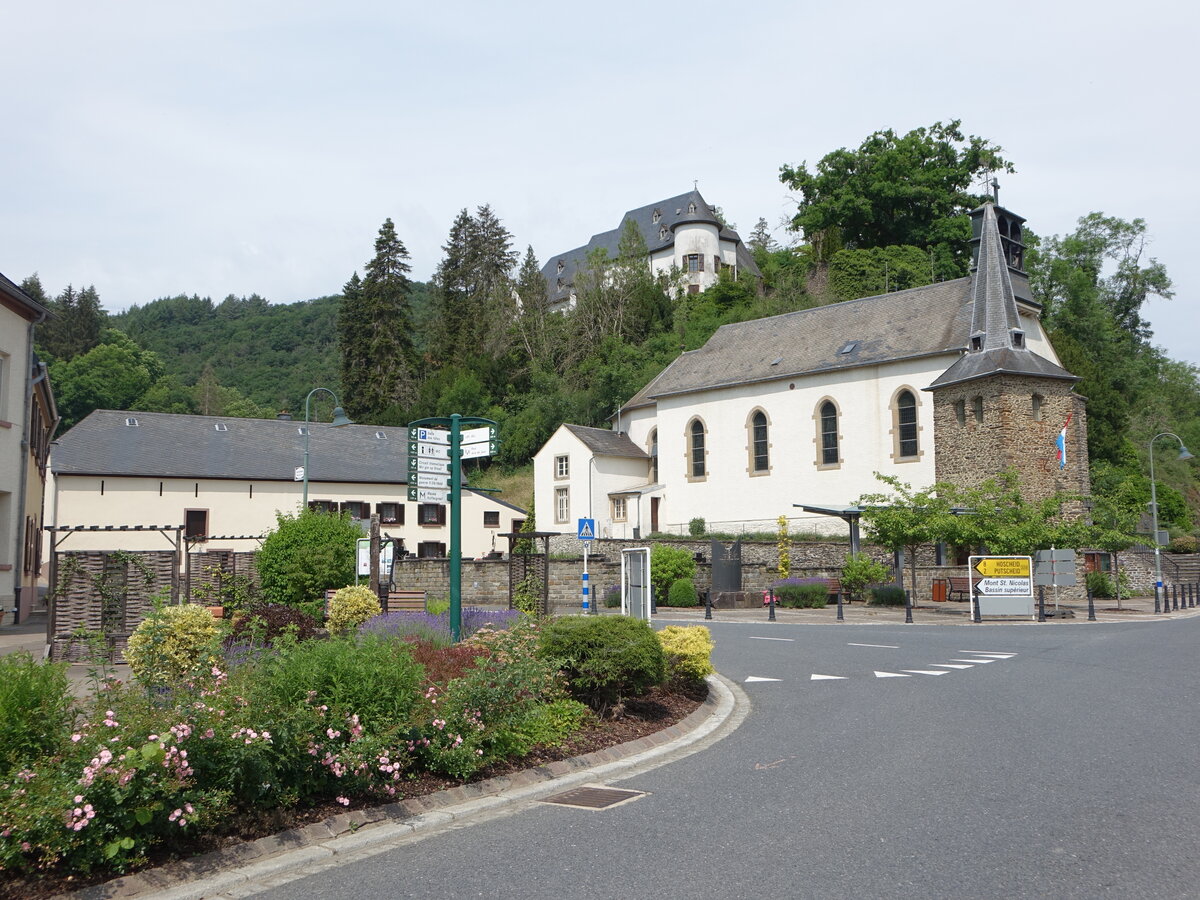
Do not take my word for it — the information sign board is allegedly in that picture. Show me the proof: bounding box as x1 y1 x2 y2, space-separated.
459 441 497 460
410 442 451 459
415 473 450 489
461 425 497 445
356 539 395 577
969 555 1034 617
408 457 450 475
408 487 449 503
408 427 450 444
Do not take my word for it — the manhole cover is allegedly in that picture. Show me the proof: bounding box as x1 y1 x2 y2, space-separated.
541 785 645 810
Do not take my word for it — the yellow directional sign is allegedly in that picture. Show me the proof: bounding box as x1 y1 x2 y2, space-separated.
973 557 1032 578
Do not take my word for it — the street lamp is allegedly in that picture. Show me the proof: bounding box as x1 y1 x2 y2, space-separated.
1148 432 1194 604
302 388 353 509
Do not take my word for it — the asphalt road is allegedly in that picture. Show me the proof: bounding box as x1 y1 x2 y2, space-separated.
250 617 1200 899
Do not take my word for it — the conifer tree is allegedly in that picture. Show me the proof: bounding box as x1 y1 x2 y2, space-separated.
338 219 418 420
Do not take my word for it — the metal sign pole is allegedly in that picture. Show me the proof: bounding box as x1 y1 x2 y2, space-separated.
449 413 462 642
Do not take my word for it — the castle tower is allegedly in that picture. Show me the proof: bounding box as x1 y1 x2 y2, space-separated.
925 202 1090 503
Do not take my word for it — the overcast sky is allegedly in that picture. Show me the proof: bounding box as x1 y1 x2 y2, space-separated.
4 1 1196 367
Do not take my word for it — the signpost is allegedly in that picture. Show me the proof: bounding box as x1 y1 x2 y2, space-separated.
968 555 1034 618
406 414 500 641
1034 548 1077 618
578 518 595 613
356 538 395 578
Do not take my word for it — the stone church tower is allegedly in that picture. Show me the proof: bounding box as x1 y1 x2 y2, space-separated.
926 202 1090 503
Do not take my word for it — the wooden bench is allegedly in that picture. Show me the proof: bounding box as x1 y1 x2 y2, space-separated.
386 590 427 612
763 577 843 604
324 588 427 614
947 577 972 602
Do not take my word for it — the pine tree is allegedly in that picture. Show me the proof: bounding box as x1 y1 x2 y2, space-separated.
514 245 550 365
338 219 418 420
36 283 107 361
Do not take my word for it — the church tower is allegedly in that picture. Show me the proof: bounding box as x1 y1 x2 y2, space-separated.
925 202 1090 503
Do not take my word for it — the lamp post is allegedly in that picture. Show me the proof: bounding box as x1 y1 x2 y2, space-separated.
302 388 353 509
1148 432 1194 604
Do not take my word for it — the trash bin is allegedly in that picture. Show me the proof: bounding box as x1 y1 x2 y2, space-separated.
931 578 948 603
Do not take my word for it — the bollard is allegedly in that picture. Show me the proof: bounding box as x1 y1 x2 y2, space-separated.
1154 584 1161 614
1087 585 1096 621
904 590 913 624
972 589 982 623
836 589 844 623
1038 585 1046 622
1191 583 1197 609
768 589 776 622
1173 584 1179 612
704 588 712 621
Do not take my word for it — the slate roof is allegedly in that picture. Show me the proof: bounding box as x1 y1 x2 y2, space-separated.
927 203 1077 390
541 190 763 305
0 270 49 320
52 409 413 484
621 278 975 410
564 424 648 459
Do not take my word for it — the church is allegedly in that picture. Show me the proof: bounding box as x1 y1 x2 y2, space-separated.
533 201 1090 538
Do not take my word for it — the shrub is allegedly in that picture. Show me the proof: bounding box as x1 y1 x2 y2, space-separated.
256 509 362 608
426 593 449 615
125 602 225 689
0 653 75 778
327 585 382 635
657 626 714 682
650 545 696 606
358 608 522 644
226 603 320 647
666 578 699 607
249 634 423 731
777 515 791 579
536 615 666 713
688 517 706 537
770 578 829 608
868 585 907 606
840 553 892 602
1086 570 1115 598
1167 534 1198 554
603 584 622 608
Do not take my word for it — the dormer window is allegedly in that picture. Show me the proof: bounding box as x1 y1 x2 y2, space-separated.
125 417 139 427
557 259 564 274
652 209 661 224
839 341 858 355
297 426 308 435
214 423 228 432
1011 329 1025 348
556 278 565 290
375 431 388 439
970 334 984 351
659 226 668 241
688 202 697 213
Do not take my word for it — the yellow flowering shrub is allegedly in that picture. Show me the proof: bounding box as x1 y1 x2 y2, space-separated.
656 625 714 682
327 585 382 635
125 603 223 687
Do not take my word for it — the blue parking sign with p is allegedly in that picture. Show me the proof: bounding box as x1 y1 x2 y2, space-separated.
577 518 595 541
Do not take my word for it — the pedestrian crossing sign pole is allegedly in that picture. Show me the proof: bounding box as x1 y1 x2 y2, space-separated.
578 518 595 612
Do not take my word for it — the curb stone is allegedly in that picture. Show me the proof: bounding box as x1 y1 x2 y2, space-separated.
68 674 736 899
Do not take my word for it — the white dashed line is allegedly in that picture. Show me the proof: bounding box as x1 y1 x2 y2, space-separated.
874 671 910 678
847 643 899 648
744 676 782 683
931 663 974 669
901 669 949 676
810 674 847 681
748 636 795 642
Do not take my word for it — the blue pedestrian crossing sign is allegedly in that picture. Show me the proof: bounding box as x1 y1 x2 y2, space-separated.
577 518 596 541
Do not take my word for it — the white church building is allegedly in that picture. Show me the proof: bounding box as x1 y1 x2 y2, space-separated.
534 201 1088 538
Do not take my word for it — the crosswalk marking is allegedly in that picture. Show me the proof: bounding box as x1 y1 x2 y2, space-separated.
953 658 994 663
810 674 847 681
901 669 949 676
875 671 910 678
931 663 974 669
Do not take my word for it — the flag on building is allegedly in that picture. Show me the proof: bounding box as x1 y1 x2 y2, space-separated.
1056 413 1073 470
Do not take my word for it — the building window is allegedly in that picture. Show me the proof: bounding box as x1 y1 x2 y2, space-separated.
419 503 446 526
377 502 403 524
340 500 369 519
819 400 839 466
688 202 697 213
308 499 335 514
555 454 569 479
687 418 707 480
687 284 700 294
659 225 668 241
1031 394 1044 421
484 510 500 528
955 399 966 425
417 541 446 558
185 509 208 540
555 487 570 523
749 410 769 474
898 391 919 458
611 496 627 522
972 395 984 423
649 429 658 483
652 209 661 224
557 259 564 274
685 254 704 273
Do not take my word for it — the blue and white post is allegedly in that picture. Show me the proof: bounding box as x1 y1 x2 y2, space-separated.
578 517 595 614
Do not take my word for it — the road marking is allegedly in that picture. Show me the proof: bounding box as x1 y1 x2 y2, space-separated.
930 663 974 669
901 669 949 676
848 642 899 648
744 676 781 683
875 671 910 678
962 653 1016 659
958 650 1017 656
810 674 847 681
748 636 795 642
953 658 994 663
